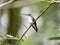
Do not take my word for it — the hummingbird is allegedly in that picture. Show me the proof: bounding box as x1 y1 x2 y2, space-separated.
23 14 38 32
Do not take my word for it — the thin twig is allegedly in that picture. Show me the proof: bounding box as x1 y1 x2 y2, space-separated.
24 24 27 29
0 0 14 8
16 2 55 45
36 3 55 21
23 24 28 38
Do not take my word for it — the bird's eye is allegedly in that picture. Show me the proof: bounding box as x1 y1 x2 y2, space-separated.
29 14 31 15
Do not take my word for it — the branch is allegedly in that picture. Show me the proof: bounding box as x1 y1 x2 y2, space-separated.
9 0 60 8
16 2 55 45
0 0 14 8
10 0 60 8
36 3 55 21
1 0 60 8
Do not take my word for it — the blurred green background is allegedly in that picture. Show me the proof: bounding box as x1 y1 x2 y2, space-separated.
0 0 60 45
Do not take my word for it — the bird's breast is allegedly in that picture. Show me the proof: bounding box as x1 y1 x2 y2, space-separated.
28 17 33 23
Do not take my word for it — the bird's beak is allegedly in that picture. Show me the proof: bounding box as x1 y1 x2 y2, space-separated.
22 14 28 16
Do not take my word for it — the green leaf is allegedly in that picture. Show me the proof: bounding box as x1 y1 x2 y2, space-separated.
48 37 60 40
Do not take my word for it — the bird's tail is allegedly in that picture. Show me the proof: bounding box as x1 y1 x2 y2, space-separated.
32 22 38 32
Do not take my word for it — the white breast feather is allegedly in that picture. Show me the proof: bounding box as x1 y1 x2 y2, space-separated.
28 16 32 23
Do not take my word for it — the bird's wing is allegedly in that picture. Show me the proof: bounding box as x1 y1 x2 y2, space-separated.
32 18 38 32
